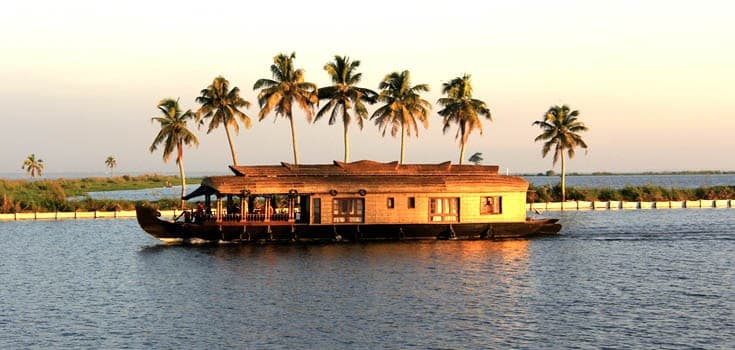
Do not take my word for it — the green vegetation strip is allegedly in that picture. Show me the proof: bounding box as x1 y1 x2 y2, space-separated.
0 175 200 213
529 184 735 203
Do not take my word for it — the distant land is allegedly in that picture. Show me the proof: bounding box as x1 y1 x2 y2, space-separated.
0 171 229 180
519 170 735 177
2 173 734 213
2 169 735 180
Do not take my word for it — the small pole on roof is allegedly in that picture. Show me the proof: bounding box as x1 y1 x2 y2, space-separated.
506 168 509 176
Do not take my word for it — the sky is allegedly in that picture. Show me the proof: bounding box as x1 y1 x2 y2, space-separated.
1 0 734 176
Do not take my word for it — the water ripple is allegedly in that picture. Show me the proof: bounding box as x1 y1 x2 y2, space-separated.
0 210 733 348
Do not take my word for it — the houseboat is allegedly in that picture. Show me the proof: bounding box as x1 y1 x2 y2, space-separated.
135 160 561 243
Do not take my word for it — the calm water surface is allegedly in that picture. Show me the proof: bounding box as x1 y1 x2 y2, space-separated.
1 210 734 349
524 174 735 189
73 185 186 201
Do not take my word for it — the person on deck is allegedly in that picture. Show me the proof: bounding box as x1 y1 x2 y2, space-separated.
195 202 204 223
233 204 241 220
267 205 274 219
484 198 495 214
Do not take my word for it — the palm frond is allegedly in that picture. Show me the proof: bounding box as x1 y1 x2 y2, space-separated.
151 96 200 164
253 78 278 90
534 104 589 167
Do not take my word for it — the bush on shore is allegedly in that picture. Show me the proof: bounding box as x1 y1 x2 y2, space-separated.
2 176 734 212
0 175 192 213
527 184 735 203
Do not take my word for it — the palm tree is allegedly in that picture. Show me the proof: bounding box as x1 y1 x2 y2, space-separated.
21 154 44 178
533 104 589 202
254 52 318 165
150 98 199 209
105 156 117 176
437 74 492 164
469 152 484 165
370 70 431 164
316 55 378 163
195 76 252 166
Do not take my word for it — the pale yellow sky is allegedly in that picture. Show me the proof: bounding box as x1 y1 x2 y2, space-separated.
1 0 734 174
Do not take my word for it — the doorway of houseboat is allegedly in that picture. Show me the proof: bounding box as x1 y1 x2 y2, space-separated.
298 195 310 224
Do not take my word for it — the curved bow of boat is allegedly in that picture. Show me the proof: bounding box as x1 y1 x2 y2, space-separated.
135 204 186 243
528 218 562 235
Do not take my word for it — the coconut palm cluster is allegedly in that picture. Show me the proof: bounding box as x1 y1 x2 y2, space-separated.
147 52 589 205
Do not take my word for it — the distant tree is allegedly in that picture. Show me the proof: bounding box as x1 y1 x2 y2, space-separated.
370 70 431 164
150 98 199 209
195 76 252 166
437 74 492 164
105 156 117 176
545 170 556 176
21 154 44 178
469 152 484 165
254 52 318 165
533 105 589 201
316 55 377 162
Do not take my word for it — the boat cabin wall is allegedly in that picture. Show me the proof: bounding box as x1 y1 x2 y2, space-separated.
311 191 527 225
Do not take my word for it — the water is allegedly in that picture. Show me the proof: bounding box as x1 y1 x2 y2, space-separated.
1 210 734 348
72 185 187 201
524 174 735 189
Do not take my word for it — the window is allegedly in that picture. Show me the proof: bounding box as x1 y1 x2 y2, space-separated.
313 198 321 224
481 196 502 215
332 198 364 223
429 197 459 222
387 197 394 209
408 197 416 209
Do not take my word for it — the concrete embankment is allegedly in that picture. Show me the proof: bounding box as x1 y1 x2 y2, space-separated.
527 199 733 211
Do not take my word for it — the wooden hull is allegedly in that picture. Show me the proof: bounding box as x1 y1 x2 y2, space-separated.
136 205 561 244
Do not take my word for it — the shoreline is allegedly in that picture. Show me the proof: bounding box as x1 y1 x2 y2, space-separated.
518 171 735 177
1 200 733 222
3 169 735 181
3 174 735 214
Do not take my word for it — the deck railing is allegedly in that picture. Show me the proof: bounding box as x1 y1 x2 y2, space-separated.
215 212 291 222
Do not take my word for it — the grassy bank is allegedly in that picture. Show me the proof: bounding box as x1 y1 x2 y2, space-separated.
0 175 200 213
3 175 735 213
529 184 735 202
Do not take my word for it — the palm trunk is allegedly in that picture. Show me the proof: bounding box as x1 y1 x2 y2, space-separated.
343 124 350 163
400 124 406 165
289 115 300 165
177 151 187 210
224 124 239 166
561 152 566 202
459 140 466 165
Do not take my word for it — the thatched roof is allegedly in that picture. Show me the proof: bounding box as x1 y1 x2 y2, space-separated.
183 161 526 198
229 160 500 177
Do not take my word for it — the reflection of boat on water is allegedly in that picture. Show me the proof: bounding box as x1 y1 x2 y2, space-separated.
135 160 561 244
